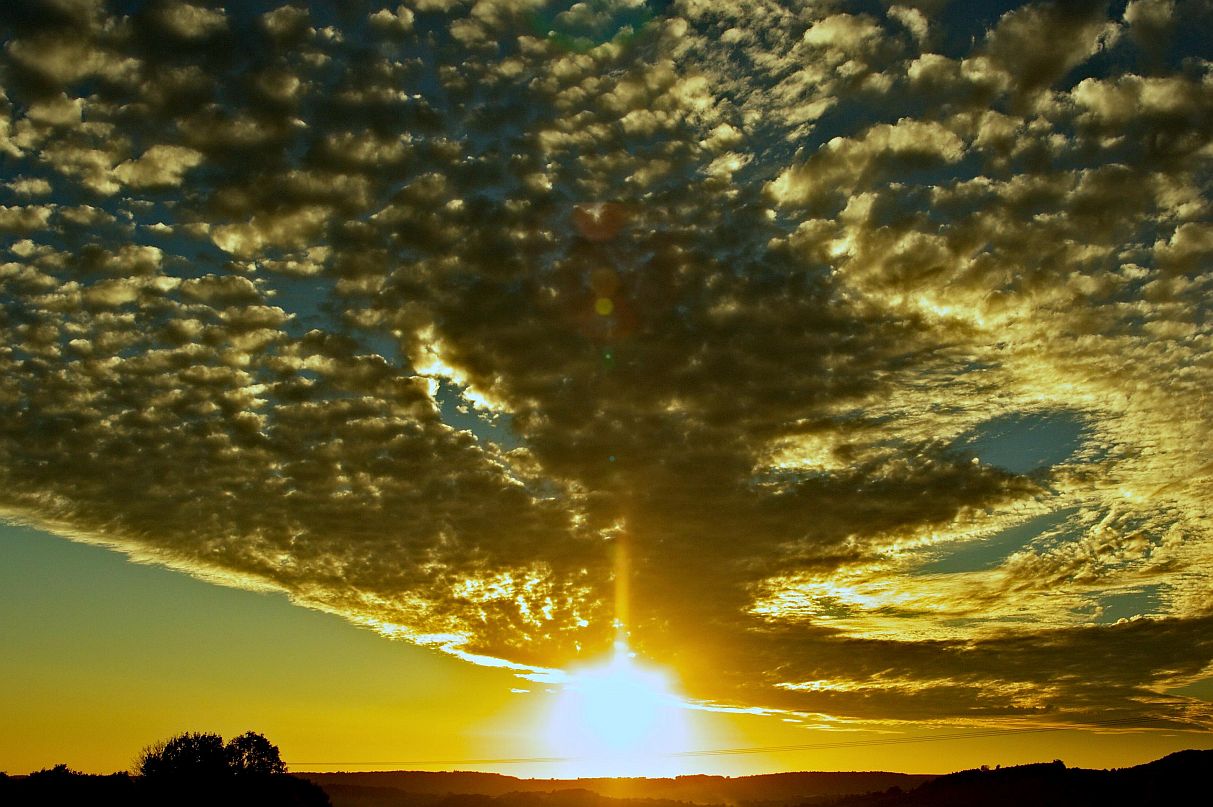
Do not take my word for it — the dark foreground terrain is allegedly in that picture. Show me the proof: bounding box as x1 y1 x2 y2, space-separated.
4 750 1209 807
301 769 934 806
0 766 331 806
822 749 1213 807
302 751 1212 807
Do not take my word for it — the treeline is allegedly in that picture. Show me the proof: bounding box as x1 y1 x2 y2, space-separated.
0 731 330 807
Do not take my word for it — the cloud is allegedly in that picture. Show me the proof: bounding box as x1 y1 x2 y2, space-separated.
153 2 229 40
113 145 205 188
0 204 54 232
981 0 1119 101
1 0 1212 731
369 4 416 34
767 117 966 208
6 176 53 196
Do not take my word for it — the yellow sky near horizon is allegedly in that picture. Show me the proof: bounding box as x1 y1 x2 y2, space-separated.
3 525 1210 778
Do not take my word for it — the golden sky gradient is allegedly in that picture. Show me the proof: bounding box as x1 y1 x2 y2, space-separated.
2 0 1212 776
4 525 1209 776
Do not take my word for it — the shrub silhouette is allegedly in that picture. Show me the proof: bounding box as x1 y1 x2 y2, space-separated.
28 763 81 779
136 730 285 778
132 730 329 806
226 731 287 775
137 732 228 779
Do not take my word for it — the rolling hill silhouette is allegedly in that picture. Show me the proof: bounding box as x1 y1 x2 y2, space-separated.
821 749 1213 807
300 770 934 805
6 750 1209 806
300 751 1213 807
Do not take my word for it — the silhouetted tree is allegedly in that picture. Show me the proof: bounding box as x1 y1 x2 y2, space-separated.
28 763 80 779
1 732 327 807
136 731 228 779
225 731 286 775
134 731 328 806
15 765 137 805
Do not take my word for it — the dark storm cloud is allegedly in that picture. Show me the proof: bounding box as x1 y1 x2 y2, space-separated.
1 0 1211 727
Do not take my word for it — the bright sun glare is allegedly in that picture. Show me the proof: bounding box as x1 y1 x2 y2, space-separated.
546 643 691 777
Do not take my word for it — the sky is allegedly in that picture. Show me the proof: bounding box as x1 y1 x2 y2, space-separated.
1 0 1212 778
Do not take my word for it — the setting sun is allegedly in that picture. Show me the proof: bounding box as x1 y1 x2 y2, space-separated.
546 643 691 777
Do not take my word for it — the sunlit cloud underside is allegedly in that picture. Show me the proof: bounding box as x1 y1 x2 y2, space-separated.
1 0 1212 733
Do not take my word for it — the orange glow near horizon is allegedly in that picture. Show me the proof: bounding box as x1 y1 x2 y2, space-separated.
537 528 702 778
4 527 1212 779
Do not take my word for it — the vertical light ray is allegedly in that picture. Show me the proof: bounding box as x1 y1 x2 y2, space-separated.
614 527 631 653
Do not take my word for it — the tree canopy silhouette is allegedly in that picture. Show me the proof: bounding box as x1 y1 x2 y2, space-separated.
226 731 287 776
136 731 285 778
137 732 228 779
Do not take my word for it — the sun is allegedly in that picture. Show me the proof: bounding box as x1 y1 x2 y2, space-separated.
545 642 692 777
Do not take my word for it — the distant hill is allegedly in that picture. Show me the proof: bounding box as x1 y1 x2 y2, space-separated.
301 751 1213 807
300 769 936 807
7 750 1210 807
817 749 1213 807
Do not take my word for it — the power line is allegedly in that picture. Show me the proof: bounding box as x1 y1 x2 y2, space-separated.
287 716 1160 768
663 717 1154 758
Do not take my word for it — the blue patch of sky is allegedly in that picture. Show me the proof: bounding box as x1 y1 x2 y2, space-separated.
953 410 1088 474
261 273 338 335
350 326 403 366
431 377 521 450
525 0 660 51
1169 8 1213 69
461 111 532 162
1065 43 1136 91
1168 675 1213 703
934 0 1040 59
2 163 95 217
742 94 920 185
1086 585 1164 624
144 230 231 278
914 507 1078 575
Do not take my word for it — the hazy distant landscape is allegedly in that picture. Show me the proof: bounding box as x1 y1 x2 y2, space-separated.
301 768 935 806
300 752 1213 807
6 750 1211 807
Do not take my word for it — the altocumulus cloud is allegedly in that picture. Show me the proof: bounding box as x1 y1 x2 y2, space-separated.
1 0 1212 729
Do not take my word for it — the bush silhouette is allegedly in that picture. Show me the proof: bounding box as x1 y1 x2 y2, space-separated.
28 763 81 779
136 730 285 778
132 731 329 806
226 731 287 775
137 732 228 779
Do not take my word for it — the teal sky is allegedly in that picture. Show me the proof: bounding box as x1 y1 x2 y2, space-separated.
0 520 542 772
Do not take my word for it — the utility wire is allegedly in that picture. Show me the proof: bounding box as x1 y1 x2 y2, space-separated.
288 715 1159 768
